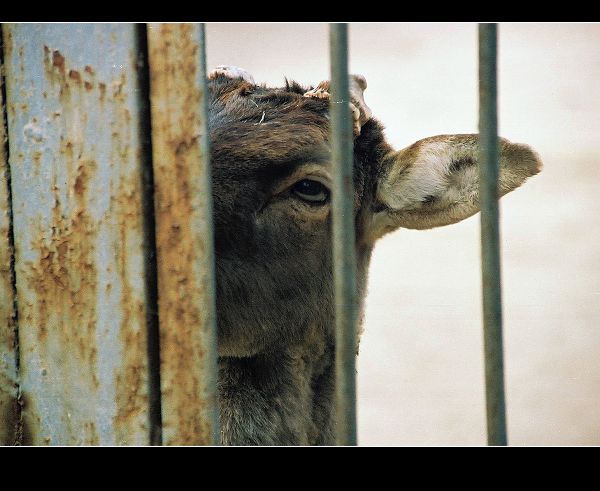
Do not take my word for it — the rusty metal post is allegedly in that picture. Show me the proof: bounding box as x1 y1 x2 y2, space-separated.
146 23 219 445
2 24 155 445
479 22 508 446
330 23 358 446
0 33 20 445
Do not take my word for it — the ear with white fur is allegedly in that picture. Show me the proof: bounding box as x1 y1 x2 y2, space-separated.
370 134 542 238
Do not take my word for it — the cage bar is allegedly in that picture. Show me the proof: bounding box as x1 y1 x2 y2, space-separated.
146 23 219 445
329 23 358 446
2 24 154 445
478 22 508 446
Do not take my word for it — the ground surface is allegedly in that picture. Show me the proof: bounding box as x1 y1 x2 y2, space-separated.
206 23 600 445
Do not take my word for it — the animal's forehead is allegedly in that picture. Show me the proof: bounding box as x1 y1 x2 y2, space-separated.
209 79 333 178
210 121 331 183
212 115 330 152
209 77 329 129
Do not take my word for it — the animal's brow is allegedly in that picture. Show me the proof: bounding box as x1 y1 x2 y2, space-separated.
257 146 330 181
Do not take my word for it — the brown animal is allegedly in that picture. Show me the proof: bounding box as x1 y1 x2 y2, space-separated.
208 66 541 445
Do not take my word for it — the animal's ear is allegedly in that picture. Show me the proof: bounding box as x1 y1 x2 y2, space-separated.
370 134 542 238
304 74 373 136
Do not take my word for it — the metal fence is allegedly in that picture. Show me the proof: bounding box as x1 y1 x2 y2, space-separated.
0 23 505 446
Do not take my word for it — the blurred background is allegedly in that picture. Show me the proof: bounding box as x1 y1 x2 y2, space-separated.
206 23 600 445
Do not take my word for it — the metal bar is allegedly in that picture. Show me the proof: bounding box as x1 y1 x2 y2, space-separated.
146 23 219 445
135 24 163 446
0 32 21 445
478 22 508 446
330 23 358 446
3 24 153 445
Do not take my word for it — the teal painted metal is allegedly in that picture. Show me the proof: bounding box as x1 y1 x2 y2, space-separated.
478 23 508 446
194 23 219 446
329 23 358 446
2 24 154 445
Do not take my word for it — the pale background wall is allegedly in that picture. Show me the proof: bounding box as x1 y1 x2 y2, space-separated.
205 23 600 445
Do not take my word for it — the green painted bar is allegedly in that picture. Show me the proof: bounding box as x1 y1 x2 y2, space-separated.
478 23 508 446
196 24 220 445
329 23 358 446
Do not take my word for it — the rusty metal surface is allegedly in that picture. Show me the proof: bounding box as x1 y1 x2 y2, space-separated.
147 23 219 445
0 43 20 445
2 24 152 445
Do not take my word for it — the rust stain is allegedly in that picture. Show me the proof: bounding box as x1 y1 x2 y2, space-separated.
73 162 92 197
82 65 96 93
4 29 13 60
51 50 65 73
32 151 42 177
68 69 82 84
23 48 114 444
98 82 106 102
26 157 99 368
148 23 214 444
111 126 148 445
15 38 150 444
111 74 126 99
18 47 24 75
83 422 98 445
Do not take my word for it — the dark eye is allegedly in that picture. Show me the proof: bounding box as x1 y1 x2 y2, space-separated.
291 179 330 203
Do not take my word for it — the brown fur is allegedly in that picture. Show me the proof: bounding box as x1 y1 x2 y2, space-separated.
207 72 541 445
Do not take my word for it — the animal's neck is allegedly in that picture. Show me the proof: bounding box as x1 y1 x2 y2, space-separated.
217 334 335 446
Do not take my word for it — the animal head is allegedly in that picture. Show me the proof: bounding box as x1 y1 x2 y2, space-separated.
208 66 542 357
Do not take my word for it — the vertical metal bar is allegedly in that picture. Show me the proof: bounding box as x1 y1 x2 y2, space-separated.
0 31 21 445
147 23 219 445
330 23 358 446
478 23 508 446
3 24 153 445
135 24 163 446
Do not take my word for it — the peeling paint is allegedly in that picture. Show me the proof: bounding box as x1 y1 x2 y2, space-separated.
3 24 152 445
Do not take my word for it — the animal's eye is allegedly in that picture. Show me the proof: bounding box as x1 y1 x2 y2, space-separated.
291 179 330 204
